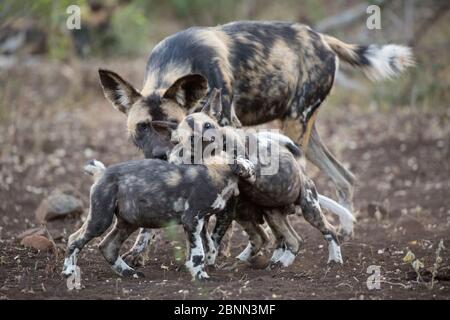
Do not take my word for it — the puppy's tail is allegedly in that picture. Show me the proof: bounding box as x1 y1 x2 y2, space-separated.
83 160 106 183
318 194 355 236
322 34 414 81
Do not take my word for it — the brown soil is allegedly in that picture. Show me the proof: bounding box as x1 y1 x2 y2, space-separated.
0 60 449 300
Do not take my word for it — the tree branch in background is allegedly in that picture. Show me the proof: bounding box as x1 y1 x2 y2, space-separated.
314 0 386 33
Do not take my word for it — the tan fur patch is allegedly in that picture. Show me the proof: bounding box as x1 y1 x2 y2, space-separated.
164 170 182 187
302 109 319 148
268 39 299 89
127 102 151 136
196 29 234 91
205 161 230 187
282 118 304 145
160 99 186 122
185 167 199 180
141 62 192 96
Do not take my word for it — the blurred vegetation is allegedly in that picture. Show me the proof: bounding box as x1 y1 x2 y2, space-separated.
0 0 449 109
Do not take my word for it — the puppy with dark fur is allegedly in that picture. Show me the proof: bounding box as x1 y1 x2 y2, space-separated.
170 89 355 266
62 156 255 281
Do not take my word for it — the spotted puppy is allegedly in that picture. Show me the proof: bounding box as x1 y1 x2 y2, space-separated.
170 90 355 266
62 156 255 281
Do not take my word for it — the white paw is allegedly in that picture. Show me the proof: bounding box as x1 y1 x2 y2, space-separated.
270 247 285 262
327 240 343 264
205 248 218 265
277 250 296 267
236 243 253 262
62 259 76 276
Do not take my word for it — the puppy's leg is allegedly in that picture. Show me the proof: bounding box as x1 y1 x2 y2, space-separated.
211 198 237 258
183 213 209 281
235 219 268 262
300 178 343 264
201 217 218 266
265 210 300 267
121 228 155 267
99 219 142 278
264 216 286 263
62 186 115 276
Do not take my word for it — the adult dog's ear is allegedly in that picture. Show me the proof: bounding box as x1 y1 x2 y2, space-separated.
98 69 141 114
163 74 208 110
201 88 222 120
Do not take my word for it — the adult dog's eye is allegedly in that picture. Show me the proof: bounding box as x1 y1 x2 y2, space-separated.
138 122 150 132
204 122 212 130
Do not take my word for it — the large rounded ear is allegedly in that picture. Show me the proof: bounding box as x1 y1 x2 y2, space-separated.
201 88 222 120
163 74 208 110
98 69 142 114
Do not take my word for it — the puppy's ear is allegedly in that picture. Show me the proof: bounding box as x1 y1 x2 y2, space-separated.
201 88 222 120
163 74 208 110
98 69 141 114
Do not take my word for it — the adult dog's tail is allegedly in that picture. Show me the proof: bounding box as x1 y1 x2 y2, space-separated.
318 194 356 236
83 160 106 183
322 34 414 81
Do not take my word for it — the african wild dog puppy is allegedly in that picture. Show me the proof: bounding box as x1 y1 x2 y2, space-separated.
97 20 413 263
170 89 355 266
62 156 255 281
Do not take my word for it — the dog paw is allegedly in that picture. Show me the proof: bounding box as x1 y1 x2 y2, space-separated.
122 269 145 279
193 271 211 282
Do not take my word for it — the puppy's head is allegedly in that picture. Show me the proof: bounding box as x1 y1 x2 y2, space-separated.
169 89 224 164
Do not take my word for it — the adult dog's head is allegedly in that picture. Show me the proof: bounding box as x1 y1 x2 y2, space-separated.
98 69 208 160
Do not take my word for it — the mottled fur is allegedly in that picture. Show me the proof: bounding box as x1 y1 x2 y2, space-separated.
98 20 412 264
170 89 349 266
62 157 255 281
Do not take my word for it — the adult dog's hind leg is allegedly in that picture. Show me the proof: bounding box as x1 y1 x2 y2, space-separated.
121 228 155 267
99 219 142 278
306 125 355 213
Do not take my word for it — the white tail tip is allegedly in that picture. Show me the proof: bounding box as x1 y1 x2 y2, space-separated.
83 159 106 176
318 194 356 235
363 44 415 81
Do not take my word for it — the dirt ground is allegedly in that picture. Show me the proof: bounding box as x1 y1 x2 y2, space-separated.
0 60 449 300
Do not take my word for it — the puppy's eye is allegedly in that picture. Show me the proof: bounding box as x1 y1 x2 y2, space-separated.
137 122 150 132
204 122 212 130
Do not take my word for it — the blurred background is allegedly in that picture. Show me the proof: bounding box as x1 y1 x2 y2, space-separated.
1 0 449 109
0 0 449 300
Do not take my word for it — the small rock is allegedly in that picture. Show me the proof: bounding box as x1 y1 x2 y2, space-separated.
395 215 425 234
20 235 54 251
17 227 46 240
367 203 388 220
35 189 83 222
249 255 270 269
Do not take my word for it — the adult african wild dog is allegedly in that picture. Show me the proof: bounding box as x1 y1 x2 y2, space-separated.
98 20 413 208
98 20 413 262
62 157 255 280
170 89 355 266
